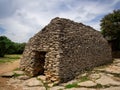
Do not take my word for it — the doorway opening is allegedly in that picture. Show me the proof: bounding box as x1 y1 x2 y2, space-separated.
35 51 47 75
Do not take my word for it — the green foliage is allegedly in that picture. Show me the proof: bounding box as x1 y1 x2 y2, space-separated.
79 76 90 82
94 84 103 88
37 78 50 90
65 83 78 89
0 54 21 63
91 83 110 88
7 42 26 54
13 73 23 77
0 36 13 57
5 54 21 59
0 36 26 57
100 9 120 50
14 68 20 71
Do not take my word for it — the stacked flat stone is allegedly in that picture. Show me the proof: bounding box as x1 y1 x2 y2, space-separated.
20 17 112 83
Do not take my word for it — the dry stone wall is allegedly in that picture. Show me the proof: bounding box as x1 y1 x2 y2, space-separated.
20 17 112 83
20 21 62 83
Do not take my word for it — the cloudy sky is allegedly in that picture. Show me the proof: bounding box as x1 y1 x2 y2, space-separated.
0 0 120 42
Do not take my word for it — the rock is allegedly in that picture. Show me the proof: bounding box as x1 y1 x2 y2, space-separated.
0 72 14 77
61 79 77 86
101 86 120 90
96 73 120 86
13 70 24 75
37 75 46 81
105 65 120 74
50 86 64 90
81 73 87 77
24 78 43 87
78 81 97 87
115 63 120 67
17 75 30 80
51 77 57 81
7 78 21 84
23 86 46 90
89 73 101 80
114 59 120 63
65 87 96 90
48 83 54 87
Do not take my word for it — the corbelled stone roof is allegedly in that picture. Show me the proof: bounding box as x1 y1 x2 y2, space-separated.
20 17 112 83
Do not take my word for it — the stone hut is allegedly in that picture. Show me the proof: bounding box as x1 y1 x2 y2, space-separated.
20 17 112 83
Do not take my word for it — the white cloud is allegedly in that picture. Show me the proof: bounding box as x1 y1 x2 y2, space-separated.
0 0 120 42
0 18 32 42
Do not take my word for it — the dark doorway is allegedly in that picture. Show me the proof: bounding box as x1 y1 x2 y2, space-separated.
35 51 46 75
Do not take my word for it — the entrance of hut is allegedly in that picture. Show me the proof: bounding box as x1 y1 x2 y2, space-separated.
35 51 46 75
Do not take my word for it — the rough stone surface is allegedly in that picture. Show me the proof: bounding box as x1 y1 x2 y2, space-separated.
37 75 46 81
89 73 101 80
78 81 97 87
17 75 30 80
65 88 96 90
23 87 45 90
13 71 24 75
0 72 14 77
105 65 120 74
61 79 78 86
6 59 120 90
23 78 43 87
20 17 112 83
101 87 120 90
50 86 64 90
96 73 120 85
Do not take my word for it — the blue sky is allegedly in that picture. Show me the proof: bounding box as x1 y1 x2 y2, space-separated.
0 0 120 42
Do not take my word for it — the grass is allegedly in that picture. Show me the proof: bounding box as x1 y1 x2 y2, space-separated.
13 72 23 77
0 54 21 63
89 83 110 89
65 83 78 89
37 77 50 90
79 76 90 82
14 68 20 71
93 84 103 88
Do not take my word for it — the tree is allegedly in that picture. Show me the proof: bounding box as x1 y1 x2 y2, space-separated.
0 36 12 57
0 36 26 57
13 42 26 54
100 9 120 50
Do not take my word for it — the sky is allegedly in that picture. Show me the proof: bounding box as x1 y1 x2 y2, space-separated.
0 0 120 43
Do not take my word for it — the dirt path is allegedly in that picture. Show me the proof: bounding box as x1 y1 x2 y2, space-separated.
0 60 20 74
0 60 21 90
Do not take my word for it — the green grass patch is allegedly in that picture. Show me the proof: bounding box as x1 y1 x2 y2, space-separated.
94 84 103 88
90 83 110 89
37 78 50 90
79 76 90 82
13 73 23 77
0 54 21 63
58 89 64 90
5 54 21 59
65 83 78 89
